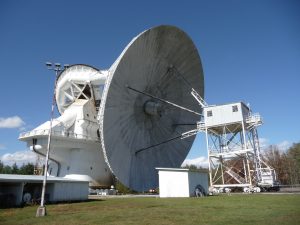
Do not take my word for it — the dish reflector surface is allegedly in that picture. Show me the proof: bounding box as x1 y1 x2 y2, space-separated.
99 25 204 191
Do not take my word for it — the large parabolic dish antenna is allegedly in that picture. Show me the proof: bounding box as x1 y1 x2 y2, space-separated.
99 25 204 191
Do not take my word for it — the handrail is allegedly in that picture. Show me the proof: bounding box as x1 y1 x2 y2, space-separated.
246 113 262 124
19 129 99 141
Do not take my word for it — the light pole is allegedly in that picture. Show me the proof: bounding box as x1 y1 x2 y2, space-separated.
36 62 69 217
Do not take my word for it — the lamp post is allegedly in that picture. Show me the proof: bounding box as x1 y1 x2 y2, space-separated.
36 62 69 217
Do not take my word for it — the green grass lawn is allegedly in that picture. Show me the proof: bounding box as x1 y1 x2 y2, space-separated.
0 194 299 225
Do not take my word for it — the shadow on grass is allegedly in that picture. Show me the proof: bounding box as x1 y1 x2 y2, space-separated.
0 198 106 210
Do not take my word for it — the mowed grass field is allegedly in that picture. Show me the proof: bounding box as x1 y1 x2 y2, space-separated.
0 194 299 225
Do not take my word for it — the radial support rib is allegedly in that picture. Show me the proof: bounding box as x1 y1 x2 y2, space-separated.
135 134 183 155
126 85 201 116
135 128 199 155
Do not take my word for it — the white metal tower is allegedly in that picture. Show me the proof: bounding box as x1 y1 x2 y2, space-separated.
200 102 278 192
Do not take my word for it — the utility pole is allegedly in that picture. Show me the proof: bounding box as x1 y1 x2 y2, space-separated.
36 62 69 217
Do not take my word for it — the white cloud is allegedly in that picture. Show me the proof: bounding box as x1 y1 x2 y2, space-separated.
0 116 25 128
0 150 36 166
259 138 292 152
259 137 269 149
277 140 291 151
182 156 208 168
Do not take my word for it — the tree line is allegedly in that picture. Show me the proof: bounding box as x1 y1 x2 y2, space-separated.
262 142 300 185
0 161 34 175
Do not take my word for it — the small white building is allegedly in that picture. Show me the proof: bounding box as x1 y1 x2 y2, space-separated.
0 174 89 207
156 168 208 198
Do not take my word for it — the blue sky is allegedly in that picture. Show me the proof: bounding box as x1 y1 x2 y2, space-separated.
0 0 299 166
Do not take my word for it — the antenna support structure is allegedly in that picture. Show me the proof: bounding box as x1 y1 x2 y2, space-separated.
197 102 279 193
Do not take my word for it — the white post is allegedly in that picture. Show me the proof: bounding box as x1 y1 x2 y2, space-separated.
36 63 62 217
205 128 213 187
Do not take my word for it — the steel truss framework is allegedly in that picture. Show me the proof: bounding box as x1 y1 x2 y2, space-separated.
204 114 277 189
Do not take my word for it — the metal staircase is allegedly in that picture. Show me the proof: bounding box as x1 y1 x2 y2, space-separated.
224 166 246 184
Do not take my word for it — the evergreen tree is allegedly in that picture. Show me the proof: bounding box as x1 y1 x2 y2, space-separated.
11 162 19 174
0 161 35 175
0 160 4 173
19 163 34 175
2 165 12 174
